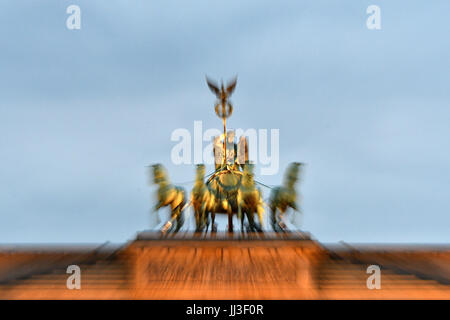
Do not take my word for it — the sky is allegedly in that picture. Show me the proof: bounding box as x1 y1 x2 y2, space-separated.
0 1 449 243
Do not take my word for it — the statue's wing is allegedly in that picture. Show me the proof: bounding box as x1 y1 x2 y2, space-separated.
206 76 221 98
226 76 237 96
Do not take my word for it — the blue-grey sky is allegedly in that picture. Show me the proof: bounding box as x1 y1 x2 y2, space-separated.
0 1 449 243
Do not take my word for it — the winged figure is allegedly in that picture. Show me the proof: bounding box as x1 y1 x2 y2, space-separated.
206 76 237 107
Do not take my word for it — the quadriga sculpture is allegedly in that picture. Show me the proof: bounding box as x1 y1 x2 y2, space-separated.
148 78 305 234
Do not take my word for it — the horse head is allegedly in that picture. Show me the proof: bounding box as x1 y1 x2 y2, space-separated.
242 163 255 186
284 162 303 189
195 164 206 183
152 163 168 185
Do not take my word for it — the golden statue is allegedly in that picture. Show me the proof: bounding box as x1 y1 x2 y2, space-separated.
149 77 303 234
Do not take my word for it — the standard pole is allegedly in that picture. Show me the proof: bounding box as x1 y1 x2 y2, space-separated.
222 103 227 166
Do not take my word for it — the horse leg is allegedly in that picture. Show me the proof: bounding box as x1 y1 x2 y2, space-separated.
211 210 217 233
248 211 259 232
161 220 172 234
196 207 205 232
203 205 210 233
194 207 200 232
243 210 252 232
198 205 205 232
175 205 184 232
161 208 175 234
205 212 209 233
278 210 287 232
227 205 233 233
254 215 263 232
255 204 264 232
238 204 245 233
205 208 211 232
202 204 210 232
150 204 162 228
270 207 278 232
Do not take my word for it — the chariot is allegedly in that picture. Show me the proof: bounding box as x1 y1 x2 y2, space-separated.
151 77 303 233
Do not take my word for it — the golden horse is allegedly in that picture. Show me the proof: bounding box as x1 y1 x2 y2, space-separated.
191 164 215 232
237 163 264 232
269 162 303 232
151 164 186 233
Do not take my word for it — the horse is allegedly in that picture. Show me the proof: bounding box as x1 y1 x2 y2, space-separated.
151 164 186 233
191 164 215 232
269 162 303 232
237 163 264 232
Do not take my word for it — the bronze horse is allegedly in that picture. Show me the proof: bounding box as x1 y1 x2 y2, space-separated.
269 162 303 232
237 163 264 232
191 164 215 232
151 164 186 233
